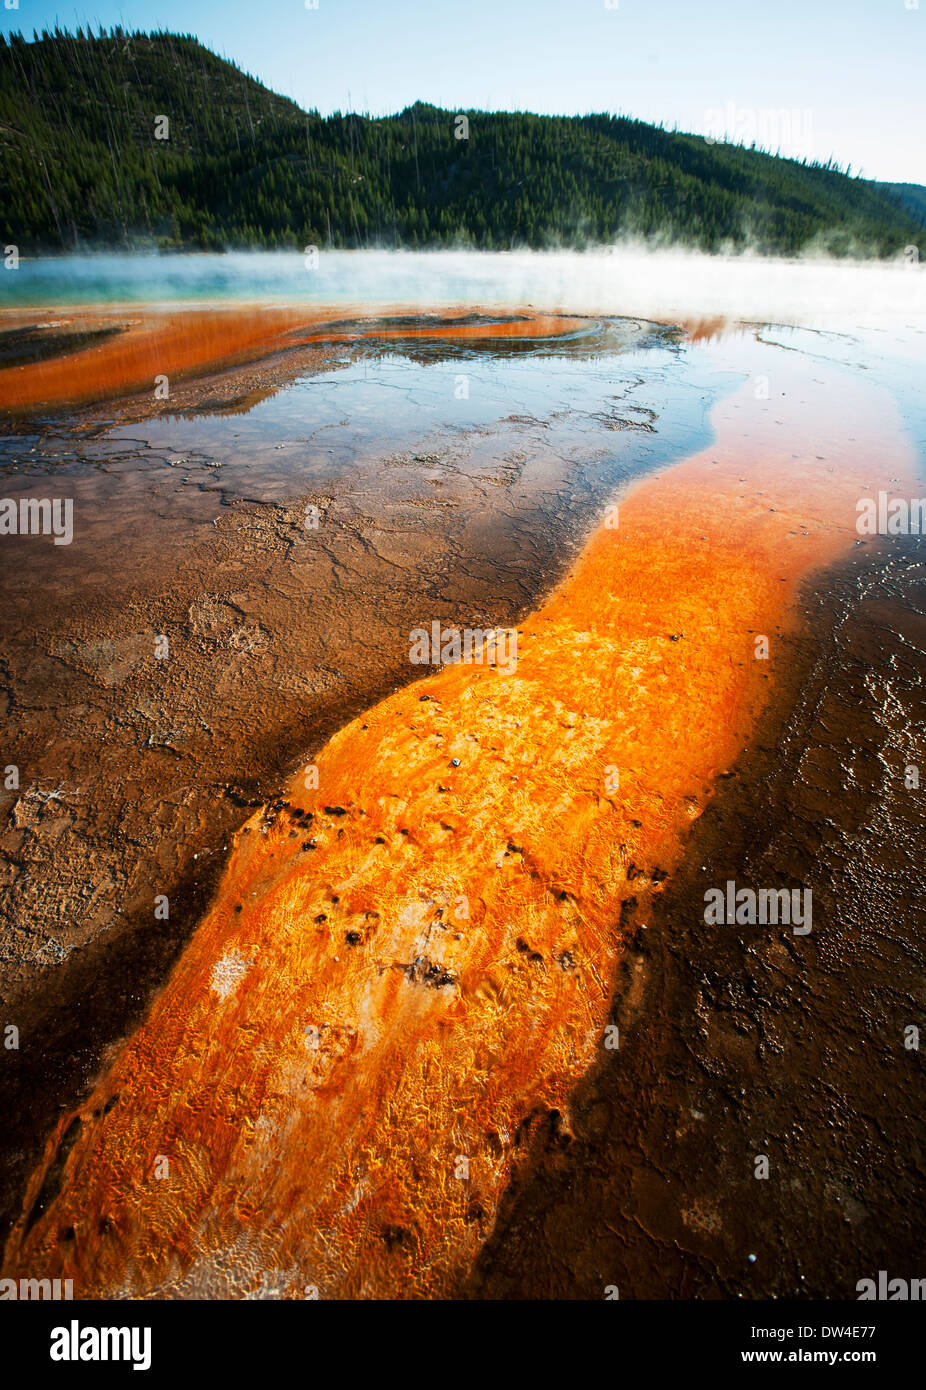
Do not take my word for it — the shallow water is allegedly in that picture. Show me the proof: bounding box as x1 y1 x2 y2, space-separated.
3 247 925 326
1 277 925 1298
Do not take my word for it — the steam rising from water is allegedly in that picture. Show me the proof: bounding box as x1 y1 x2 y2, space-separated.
4 245 925 326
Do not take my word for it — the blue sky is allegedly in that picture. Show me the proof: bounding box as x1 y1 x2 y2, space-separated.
3 0 924 183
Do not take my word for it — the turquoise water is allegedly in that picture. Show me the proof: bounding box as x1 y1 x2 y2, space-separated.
0 250 626 309
3 249 924 325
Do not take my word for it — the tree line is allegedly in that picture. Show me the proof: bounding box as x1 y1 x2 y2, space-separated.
0 28 921 257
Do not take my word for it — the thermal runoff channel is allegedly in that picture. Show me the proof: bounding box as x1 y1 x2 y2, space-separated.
2 272 923 1296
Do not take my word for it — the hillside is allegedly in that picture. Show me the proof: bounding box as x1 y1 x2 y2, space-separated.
1 28 922 257
872 182 926 227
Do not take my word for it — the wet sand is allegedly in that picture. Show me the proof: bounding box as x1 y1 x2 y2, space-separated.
2 326 920 1298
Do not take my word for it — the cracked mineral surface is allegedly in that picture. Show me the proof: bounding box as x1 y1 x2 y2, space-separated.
1 307 924 1298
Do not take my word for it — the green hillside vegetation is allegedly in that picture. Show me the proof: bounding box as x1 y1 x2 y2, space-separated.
1 27 922 257
872 182 926 227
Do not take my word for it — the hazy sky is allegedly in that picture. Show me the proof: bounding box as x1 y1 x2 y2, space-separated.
4 0 925 183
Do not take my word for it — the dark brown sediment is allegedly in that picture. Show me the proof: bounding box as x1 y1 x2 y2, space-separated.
0 310 681 1245
1 309 923 1298
464 535 926 1299
1 343 919 1297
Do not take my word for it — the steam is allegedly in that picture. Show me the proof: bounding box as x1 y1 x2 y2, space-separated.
4 242 925 327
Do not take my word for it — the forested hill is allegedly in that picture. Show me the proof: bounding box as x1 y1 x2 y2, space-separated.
872 182 926 227
1 28 922 257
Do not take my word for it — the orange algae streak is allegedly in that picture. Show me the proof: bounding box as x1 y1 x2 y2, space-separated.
0 307 587 411
2 361 916 1299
